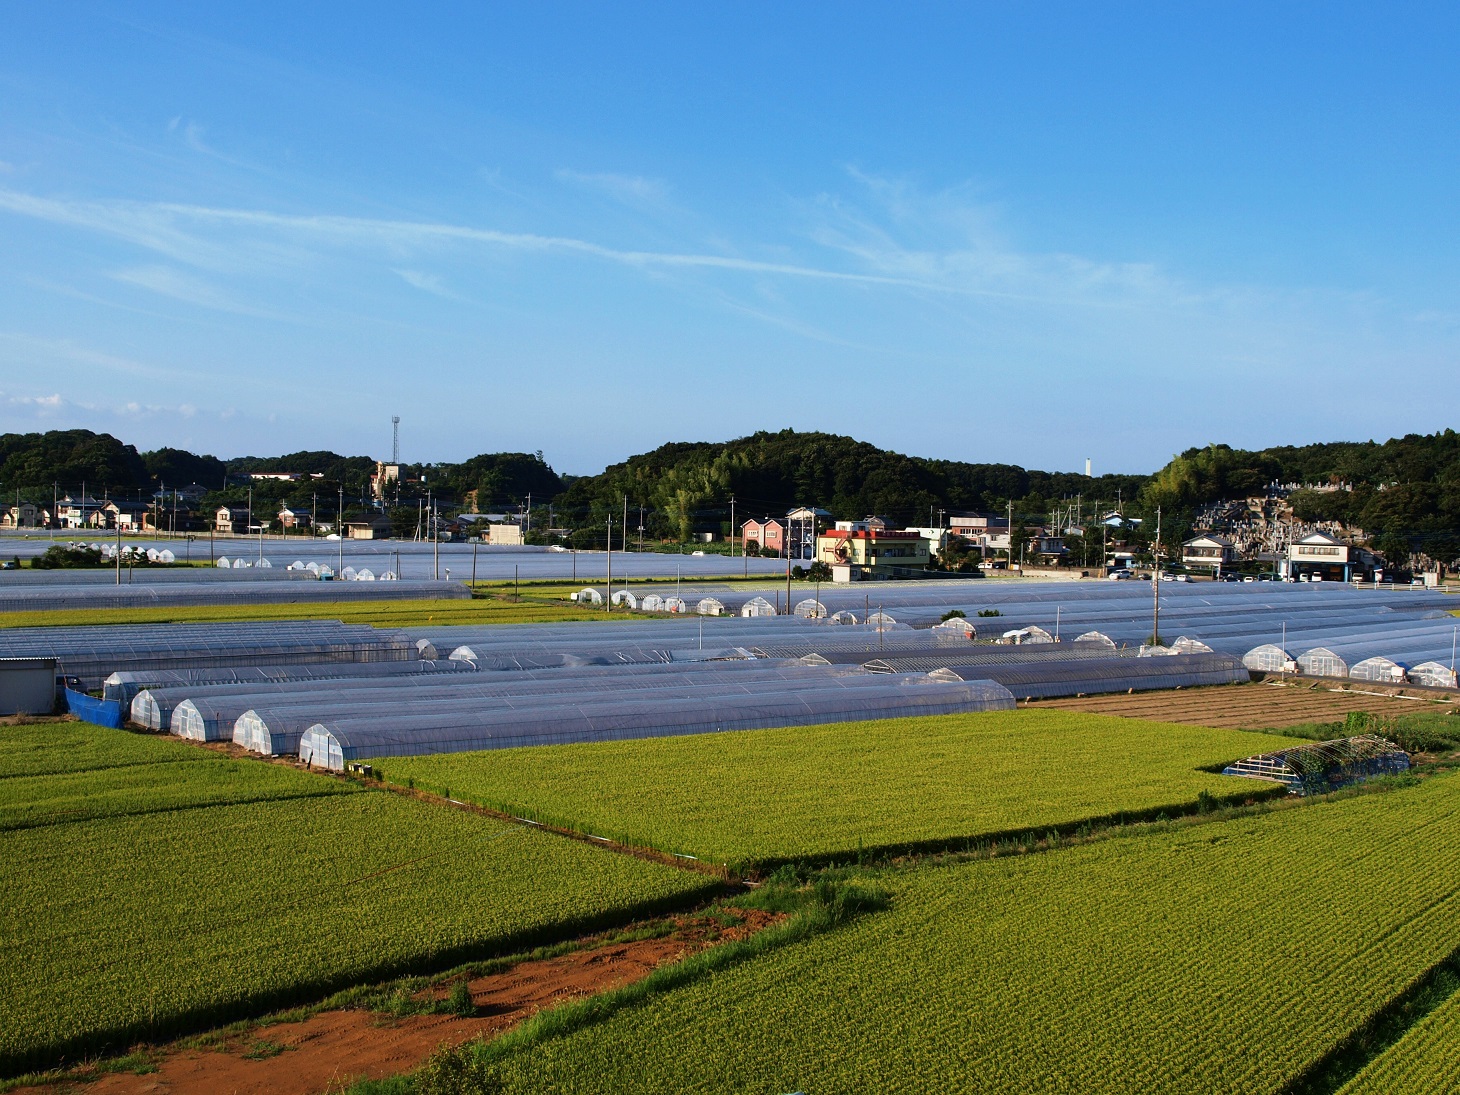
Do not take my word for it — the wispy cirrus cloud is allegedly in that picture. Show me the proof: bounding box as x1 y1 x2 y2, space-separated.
393 268 458 299
554 169 670 206
0 331 211 383
0 187 1022 299
109 264 289 318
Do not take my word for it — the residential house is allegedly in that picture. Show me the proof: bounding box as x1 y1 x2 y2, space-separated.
214 506 248 534
816 528 930 581
741 518 786 557
1182 534 1235 573
278 506 313 530
1 502 42 529
346 515 392 540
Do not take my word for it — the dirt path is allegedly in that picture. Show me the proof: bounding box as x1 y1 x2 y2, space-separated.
18 909 777 1095
1034 681 1456 728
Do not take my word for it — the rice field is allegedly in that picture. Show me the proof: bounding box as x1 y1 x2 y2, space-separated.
1339 988 1460 1094
485 773 1460 1094
0 724 717 1073
0 595 641 630
382 710 1302 869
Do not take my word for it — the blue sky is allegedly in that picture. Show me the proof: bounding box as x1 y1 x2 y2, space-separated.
2 4 1458 475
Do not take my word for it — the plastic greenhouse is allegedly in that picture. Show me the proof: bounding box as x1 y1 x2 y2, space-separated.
696 598 725 616
1222 735 1409 795
928 651 1248 699
2 620 416 691
1410 661 1458 689
1349 656 1408 684
1298 647 1349 678
103 658 478 706
611 590 638 609
1243 644 1295 673
742 597 777 618
794 599 827 619
1171 636 1213 655
663 597 687 613
640 594 665 612
1074 631 1116 647
296 673 1018 770
931 617 976 639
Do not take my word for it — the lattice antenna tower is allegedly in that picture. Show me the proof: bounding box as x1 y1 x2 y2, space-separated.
391 416 400 464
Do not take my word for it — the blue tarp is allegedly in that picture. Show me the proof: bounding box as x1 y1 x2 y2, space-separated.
64 687 124 729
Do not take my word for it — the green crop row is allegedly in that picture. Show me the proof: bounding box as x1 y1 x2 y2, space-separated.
0 720 207 780
483 773 1460 1094
1339 985 1460 1094
0 789 716 1074
382 710 1301 868
0 754 354 831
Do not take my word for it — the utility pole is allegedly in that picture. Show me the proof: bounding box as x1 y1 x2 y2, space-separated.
1007 500 1014 570
730 495 736 559
605 516 612 613
431 492 439 580
115 518 122 585
337 487 344 575
1152 505 1162 645
247 485 252 539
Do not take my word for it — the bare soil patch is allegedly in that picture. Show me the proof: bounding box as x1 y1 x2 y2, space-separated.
13 907 779 1095
1034 682 1456 729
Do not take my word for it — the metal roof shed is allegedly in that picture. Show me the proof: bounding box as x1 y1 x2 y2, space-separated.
0 657 56 715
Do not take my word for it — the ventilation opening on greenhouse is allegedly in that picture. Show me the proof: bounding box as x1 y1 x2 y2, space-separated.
1221 735 1410 796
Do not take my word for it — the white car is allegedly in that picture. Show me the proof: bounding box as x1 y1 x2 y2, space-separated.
690 550 705 556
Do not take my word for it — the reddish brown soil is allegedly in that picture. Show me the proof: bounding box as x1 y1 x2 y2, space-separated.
1034 681 1457 728
17 908 778 1095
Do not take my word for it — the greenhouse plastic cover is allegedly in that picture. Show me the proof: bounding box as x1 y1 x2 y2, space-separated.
135 658 847 733
103 658 478 705
929 651 1248 698
2 620 415 689
297 674 1017 770
0 578 469 614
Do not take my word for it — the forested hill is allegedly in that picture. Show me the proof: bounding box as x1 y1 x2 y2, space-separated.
551 430 1146 540
0 431 560 513
4 427 1459 561
1140 433 1460 561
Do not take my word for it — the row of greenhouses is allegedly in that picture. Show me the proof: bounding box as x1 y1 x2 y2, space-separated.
0 620 418 689
1242 643 1458 688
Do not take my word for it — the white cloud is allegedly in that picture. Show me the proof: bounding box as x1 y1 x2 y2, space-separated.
554 169 670 205
109 264 288 319
393 268 457 299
